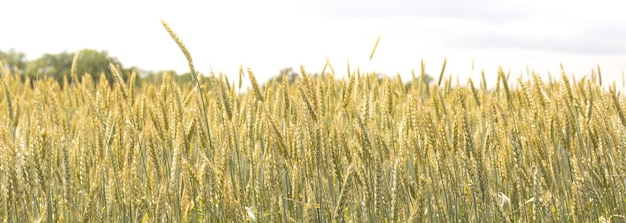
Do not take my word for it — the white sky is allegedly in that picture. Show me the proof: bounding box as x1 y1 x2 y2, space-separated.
1 0 626 88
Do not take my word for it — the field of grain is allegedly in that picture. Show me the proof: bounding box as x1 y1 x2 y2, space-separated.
1 21 625 222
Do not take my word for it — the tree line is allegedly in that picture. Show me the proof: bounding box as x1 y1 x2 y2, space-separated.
0 48 206 87
1 49 432 88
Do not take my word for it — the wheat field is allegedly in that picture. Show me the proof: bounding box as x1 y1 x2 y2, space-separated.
0 21 625 222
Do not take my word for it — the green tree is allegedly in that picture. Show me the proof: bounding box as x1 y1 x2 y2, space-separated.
275 67 300 84
0 49 27 74
139 69 212 89
265 67 311 86
405 72 433 91
141 70 179 85
25 49 126 86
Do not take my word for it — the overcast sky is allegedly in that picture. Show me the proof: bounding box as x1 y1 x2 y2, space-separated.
2 0 625 87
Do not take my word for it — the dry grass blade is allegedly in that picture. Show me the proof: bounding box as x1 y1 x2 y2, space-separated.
369 34 381 62
437 58 447 87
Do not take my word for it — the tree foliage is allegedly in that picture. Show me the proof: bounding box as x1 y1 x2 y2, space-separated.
266 67 435 92
22 49 129 86
268 67 300 85
0 49 26 74
2 49 436 90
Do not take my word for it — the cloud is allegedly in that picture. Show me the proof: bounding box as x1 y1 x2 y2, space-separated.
447 20 626 55
314 0 536 24
579 21 626 42
313 0 626 56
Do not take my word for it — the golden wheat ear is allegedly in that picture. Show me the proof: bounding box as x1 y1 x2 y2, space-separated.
161 18 214 151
